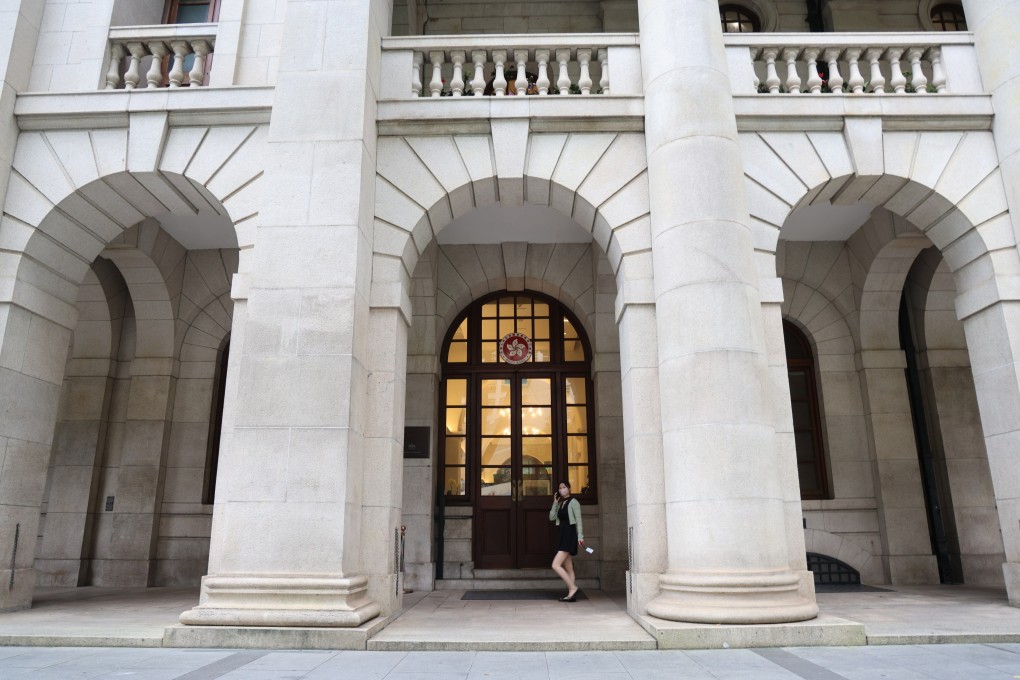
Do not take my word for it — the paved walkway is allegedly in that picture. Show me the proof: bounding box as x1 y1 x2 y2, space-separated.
2 584 1020 650
2 644 1020 679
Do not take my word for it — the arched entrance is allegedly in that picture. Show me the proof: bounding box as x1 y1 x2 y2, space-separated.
440 291 596 570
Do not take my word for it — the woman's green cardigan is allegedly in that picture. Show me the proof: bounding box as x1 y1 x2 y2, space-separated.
549 497 584 541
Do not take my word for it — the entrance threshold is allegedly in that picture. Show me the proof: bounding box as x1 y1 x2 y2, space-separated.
368 589 656 651
436 567 599 592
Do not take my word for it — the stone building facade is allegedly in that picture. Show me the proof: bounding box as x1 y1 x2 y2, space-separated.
0 0 1018 636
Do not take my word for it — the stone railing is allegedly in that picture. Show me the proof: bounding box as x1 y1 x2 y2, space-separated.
724 33 982 95
104 24 217 90
380 34 642 99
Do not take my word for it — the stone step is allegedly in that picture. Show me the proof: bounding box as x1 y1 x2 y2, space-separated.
435 578 600 591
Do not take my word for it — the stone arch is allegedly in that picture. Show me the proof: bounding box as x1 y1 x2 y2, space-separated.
744 129 1016 293
372 131 652 313
0 122 262 607
748 129 1020 589
3 123 264 324
380 131 644 593
421 241 618 355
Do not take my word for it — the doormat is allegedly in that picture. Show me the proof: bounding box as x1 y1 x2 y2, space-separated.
461 590 589 601
815 584 891 593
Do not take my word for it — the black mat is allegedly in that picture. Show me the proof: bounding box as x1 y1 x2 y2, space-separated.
462 590 589 601
815 584 891 593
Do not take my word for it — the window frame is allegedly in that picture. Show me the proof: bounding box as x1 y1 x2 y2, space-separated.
163 0 220 24
203 334 229 505
784 320 831 501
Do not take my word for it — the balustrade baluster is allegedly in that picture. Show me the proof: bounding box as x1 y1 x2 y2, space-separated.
598 48 609 94
804 48 822 94
429 50 444 97
168 40 189 88
886 48 907 94
493 50 508 96
906 47 928 94
864 48 886 93
927 47 947 93
762 48 780 93
536 49 551 95
577 48 593 94
451 50 465 96
124 42 145 90
556 48 571 95
105 43 124 89
189 40 210 86
823 47 844 94
146 41 168 88
782 47 802 93
845 48 865 94
471 50 486 95
412 51 423 97
514 49 528 95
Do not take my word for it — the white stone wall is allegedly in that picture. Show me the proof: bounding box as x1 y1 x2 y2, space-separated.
233 0 286 87
31 0 114 91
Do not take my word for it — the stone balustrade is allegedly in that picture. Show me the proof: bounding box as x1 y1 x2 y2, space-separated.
724 33 983 95
104 24 217 90
380 34 642 99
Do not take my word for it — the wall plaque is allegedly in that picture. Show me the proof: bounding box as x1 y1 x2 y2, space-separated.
404 426 431 459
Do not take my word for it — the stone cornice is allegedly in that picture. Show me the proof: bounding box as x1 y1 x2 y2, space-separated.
14 86 275 131
733 93 994 132
376 95 645 135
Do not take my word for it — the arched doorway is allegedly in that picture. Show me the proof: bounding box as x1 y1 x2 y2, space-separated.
440 291 596 570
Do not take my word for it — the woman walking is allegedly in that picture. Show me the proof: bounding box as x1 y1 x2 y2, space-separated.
549 481 584 602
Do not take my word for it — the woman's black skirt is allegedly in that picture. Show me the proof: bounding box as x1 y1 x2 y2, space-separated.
556 521 578 555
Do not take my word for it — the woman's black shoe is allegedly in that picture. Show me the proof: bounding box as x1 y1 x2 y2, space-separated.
559 591 578 602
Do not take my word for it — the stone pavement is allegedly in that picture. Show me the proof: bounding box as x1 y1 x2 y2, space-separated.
3 644 1020 679
3 584 1020 651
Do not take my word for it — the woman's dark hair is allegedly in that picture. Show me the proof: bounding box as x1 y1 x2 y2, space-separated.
559 481 571 490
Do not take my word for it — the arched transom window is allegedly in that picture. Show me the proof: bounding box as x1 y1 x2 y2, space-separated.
930 3 967 31
441 292 595 506
720 3 761 32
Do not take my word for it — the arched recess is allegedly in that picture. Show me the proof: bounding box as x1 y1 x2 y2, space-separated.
158 293 233 586
0 121 264 608
746 127 1020 594
34 259 126 586
370 129 653 596
777 252 887 578
804 528 882 584
34 222 187 587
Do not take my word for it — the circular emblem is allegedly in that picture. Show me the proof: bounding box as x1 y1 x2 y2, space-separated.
499 333 532 365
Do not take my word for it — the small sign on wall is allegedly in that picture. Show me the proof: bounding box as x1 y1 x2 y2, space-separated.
404 426 431 459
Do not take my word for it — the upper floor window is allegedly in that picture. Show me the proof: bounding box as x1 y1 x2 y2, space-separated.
721 4 761 33
930 3 967 31
164 0 220 24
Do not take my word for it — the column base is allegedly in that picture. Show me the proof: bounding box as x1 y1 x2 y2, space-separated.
1003 563 1020 606
646 569 819 624
179 575 381 628
0 568 35 612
